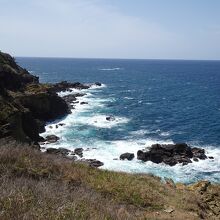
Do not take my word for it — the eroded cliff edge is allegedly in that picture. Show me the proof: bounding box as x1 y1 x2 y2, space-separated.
0 52 70 144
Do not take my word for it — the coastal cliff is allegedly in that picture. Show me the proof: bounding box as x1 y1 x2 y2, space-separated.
0 51 219 220
0 52 69 143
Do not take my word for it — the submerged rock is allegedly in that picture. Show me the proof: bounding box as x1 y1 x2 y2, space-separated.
120 153 135 161
137 143 210 166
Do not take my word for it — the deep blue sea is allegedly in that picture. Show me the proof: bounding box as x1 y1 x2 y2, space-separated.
16 57 220 183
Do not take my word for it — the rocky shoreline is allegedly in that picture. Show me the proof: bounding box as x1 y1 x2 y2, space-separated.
0 51 215 169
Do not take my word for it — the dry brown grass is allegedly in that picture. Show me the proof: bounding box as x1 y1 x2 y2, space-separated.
0 142 219 220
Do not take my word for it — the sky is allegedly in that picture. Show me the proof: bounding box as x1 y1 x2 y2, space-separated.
0 0 220 60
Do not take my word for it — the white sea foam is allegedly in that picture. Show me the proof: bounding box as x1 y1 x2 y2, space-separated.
88 83 107 89
129 129 151 136
124 97 134 100
75 115 130 128
160 131 171 137
40 82 220 184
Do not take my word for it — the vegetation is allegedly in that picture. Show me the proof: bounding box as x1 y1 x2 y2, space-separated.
0 142 219 219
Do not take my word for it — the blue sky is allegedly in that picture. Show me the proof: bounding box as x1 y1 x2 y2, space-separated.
0 0 220 59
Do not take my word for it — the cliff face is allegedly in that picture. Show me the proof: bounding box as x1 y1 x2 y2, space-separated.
0 52 69 143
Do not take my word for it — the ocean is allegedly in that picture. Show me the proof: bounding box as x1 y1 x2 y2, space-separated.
16 57 220 183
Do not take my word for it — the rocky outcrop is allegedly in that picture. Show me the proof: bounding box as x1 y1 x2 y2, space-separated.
0 52 70 143
0 52 38 91
137 143 211 166
50 81 90 93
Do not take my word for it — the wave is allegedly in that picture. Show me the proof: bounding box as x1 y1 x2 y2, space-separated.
99 68 121 71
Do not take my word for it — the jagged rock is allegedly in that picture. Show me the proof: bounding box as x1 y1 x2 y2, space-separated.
137 143 208 166
120 153 134 161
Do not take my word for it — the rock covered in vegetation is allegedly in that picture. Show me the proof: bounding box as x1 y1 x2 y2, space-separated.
137 143 211 166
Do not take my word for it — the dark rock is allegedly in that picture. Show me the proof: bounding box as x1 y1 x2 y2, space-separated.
209 156 214 159
80 102 88 105
192 147 207 160
137 150 147 161
51 81 90 93
120 153 135 161
80 159 104 168
59 123 65 126
45 135 60 143
74 148 83 157
137 143 208 166
46 147 70 156
106 116 115 121
62 94 77 103
193 157 199 162
95 82 102 86
56 125 58 129
38 136 45 142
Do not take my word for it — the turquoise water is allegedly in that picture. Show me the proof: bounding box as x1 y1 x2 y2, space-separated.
17 58 220 183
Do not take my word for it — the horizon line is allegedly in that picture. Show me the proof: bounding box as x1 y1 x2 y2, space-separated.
15 55 220 62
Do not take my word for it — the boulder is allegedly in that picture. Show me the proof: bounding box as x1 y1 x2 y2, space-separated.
120 153 135 161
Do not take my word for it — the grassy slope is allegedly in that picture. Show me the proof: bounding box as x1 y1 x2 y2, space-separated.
0 142 219 220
